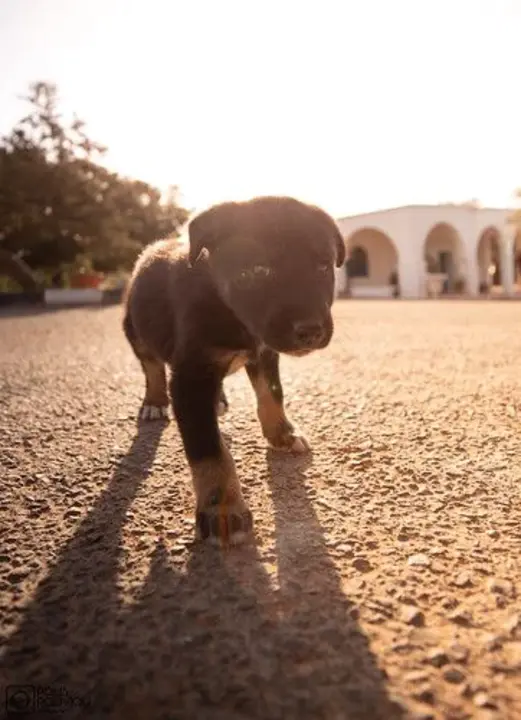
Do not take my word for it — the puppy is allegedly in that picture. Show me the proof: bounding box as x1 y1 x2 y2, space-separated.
123 196 346 545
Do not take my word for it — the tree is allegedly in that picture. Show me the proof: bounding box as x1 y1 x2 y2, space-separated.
0 81 188 284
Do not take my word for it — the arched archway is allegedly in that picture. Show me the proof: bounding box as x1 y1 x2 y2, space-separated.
477 226 501 292
424 223 465 294
345 228 399 297
347 246 369 278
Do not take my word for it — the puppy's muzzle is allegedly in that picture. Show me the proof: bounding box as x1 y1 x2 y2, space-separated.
293 319 327 349
265 308 333 354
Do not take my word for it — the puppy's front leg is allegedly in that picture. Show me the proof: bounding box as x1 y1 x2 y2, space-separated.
246 348 310 454
170 356 252 545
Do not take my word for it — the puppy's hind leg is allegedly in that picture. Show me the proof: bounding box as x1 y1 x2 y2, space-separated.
139 357 170 421
123 313 169 421
246 347 310 454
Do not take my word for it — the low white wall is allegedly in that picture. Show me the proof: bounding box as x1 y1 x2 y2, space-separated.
44 289 104 306
351 285 394 298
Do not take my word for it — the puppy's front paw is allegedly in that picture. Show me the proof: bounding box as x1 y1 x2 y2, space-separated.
139 404 169 421
196 488 253 547
268 430 311 454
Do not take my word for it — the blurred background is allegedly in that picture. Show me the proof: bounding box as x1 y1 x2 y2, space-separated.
0 0 519 293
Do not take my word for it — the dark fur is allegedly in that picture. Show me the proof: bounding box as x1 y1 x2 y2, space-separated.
123 195 345 545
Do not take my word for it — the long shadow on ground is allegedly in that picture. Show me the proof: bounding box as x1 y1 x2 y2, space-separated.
1 423 404 720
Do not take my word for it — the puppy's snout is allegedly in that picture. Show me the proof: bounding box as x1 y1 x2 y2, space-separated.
293 319 326 347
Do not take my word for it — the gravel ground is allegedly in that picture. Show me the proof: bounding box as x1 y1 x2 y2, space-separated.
1 300 520 720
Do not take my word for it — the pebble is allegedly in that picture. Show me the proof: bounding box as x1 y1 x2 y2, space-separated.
412 687 436 705
408 553 431 568
486 578 514 596
482 633 503 652
7 568 31 584
474 693 497 709
503 613 521 635
426 648 449 667
448 609 473 627
335 543 354 557
453 572 472 588
352 557 372 573
404 670 430 683
450 643 470 663
443 667 466 684
401 606 425 627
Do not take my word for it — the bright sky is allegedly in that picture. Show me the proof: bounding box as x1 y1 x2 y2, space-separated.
0 0 519 218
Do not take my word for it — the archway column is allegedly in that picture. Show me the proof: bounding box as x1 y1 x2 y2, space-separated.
462 235 479 296
500 225 516 296
398 246 423 298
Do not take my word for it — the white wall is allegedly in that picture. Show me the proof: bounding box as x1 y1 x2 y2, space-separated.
336 204 516 299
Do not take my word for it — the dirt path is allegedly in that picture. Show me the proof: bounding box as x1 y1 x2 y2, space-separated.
1 300 520 720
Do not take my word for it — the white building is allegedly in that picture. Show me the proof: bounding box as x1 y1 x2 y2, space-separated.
334 204 521 299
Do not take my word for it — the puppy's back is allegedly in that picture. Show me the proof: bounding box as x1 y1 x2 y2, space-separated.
124 239 187 362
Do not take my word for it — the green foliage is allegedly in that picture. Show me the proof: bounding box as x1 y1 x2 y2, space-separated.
0 82 189 280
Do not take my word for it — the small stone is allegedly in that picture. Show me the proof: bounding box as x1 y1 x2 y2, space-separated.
474 693 497 709
404 670 430 683
503 613 521 635
426 648 449 667
487 529 499 538
336 543 354 556
7 568 31 584
453 572 472 588
486 578 514 596
401 606 425 627
391 639 415 654
448 609 473 627
482 633 502 652
441 596 459 610
408 553 431 567
412 687 436 705
352 557 372 573
443 667 466 684
450 643 470 663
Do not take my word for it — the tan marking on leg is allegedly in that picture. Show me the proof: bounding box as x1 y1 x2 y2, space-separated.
191 442 242 507
191 442 252 546
251 374 310 453
141 358 169 408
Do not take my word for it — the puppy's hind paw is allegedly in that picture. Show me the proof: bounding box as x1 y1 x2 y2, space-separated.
140 405 169 422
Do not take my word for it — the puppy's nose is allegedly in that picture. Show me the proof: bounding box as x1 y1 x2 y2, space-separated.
293 320 325 347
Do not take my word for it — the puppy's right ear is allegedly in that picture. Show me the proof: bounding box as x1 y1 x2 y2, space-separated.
188 202 241 267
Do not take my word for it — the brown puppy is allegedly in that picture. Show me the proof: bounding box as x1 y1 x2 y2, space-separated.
123 196 345 545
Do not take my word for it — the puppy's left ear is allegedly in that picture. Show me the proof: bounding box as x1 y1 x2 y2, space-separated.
188 201 240 267
333 226 346 268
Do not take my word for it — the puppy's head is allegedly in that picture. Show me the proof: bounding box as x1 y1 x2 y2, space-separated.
188 196 345 355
